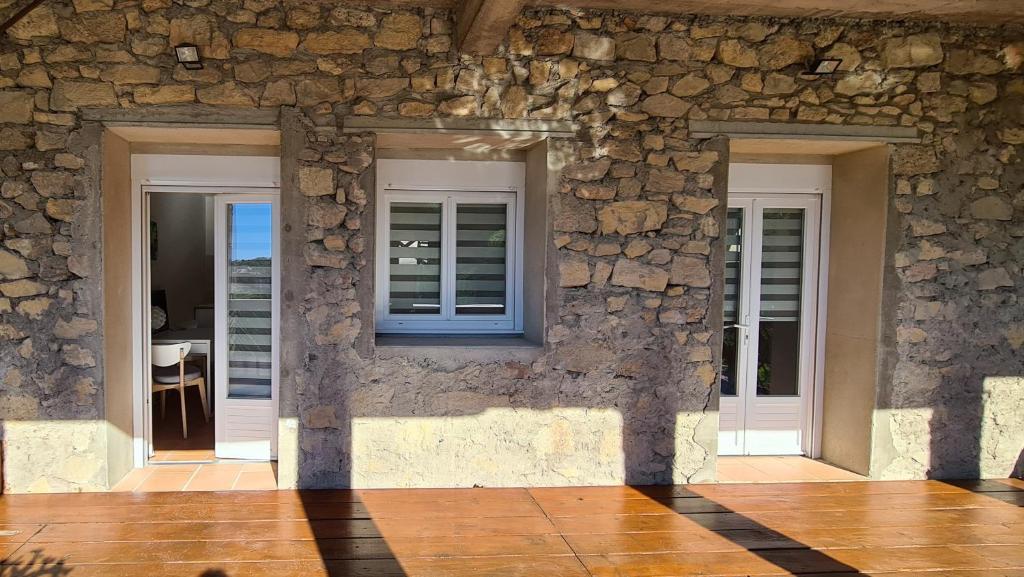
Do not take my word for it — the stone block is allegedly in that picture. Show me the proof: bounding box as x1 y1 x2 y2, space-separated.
598 201 668 235
610 258 669 292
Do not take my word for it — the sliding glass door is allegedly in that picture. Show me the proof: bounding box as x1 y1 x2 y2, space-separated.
214 194 279 460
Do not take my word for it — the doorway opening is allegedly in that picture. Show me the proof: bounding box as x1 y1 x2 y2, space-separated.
132 154 281 472
719 164 828 458
717 143 890 480
148 190 216 462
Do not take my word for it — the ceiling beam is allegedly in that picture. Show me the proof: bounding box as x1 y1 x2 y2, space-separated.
456 0 525 55
521 0 1024 24
0 0 46 34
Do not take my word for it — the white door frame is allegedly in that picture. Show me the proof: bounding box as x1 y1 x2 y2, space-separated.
723 164 832 458
129 155 280 468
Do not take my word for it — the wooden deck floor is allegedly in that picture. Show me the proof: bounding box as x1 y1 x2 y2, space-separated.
0 479 1021 576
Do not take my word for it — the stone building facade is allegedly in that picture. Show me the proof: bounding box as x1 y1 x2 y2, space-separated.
0 0 1021 492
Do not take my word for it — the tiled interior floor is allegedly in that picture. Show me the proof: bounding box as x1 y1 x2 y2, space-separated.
111 462 278 492
716 456 866 483
150 379 216 463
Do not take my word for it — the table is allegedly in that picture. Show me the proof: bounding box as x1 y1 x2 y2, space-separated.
153 328 213 403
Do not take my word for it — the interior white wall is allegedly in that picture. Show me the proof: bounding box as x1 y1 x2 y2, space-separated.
149 193 214 330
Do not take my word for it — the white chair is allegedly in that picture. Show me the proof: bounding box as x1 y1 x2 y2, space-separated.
152 342 209 439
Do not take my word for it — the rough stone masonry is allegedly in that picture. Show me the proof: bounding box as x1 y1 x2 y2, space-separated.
0 0 1022 491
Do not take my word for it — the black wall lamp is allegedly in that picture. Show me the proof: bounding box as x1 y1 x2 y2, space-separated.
174 44 203 70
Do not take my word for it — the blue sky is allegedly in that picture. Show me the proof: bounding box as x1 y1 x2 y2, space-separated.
231 203 272 261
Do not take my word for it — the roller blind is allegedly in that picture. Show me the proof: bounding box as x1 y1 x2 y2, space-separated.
456 204 507 316
758 208 804 321
388 202 442 315
724 208 743 325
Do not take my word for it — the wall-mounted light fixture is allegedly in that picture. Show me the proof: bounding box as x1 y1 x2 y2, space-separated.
806 58 842 76
174 44 203 70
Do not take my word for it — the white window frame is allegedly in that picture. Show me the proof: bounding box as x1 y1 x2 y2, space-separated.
375 159 525 334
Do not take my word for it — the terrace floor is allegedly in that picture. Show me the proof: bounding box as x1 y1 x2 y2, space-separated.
0 479 1022 576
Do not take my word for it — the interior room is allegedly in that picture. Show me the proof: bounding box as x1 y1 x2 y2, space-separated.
148 191 216 462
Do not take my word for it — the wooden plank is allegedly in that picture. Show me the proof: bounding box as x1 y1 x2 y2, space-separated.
520 0 1024 25
384 534 575 558
0 559 405 577
372 515 559 538
537 491 1023 517
580 544 1022 577
30 519 381 543
0 525 41 543
529 479 1021 502
456 0 525 55
0 0 44 34
564 523 1024 556
551 505 1024 534
397 554 591 577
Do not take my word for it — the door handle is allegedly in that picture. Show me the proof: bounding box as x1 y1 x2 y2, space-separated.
725 324 750 330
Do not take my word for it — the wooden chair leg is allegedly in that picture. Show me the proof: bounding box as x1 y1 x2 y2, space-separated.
160 390 166 419
178 385 188 439
196 379 210 422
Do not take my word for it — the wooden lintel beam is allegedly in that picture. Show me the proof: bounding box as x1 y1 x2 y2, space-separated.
0 0 46 34
456 0 525 55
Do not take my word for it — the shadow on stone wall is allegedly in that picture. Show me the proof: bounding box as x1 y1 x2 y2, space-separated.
278 110 728 490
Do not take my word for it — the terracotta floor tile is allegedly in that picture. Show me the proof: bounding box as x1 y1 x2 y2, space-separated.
134 470 197 492
184 464 244 491
146 463 202 473
233 469 278 491
151 449 217 463
110 468 152 492
717 456 865 483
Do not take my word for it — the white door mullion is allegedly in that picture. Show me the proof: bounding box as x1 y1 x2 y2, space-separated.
506 198 516 323
742 201 767 455
442 196 456 321
736 199 752 454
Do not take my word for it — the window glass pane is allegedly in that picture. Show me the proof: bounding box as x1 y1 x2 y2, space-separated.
389 202 442 315
757 208 804 396
227 203 272 400
456 203 507 316
721 207 742 397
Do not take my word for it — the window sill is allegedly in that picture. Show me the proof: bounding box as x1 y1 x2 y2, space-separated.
374 334 543 364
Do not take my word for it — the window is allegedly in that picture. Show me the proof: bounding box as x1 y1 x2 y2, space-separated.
375 160 524 334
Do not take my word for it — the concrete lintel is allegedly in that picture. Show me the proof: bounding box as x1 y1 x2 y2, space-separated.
342 116 577 139
82 106 280 126
689 121 920 143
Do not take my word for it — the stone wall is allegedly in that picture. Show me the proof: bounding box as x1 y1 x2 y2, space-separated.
0 0 1021 491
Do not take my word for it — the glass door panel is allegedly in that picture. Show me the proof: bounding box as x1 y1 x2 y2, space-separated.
722 207 744 397
227 203 273 400
215 194 278 461
756 208 804 397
